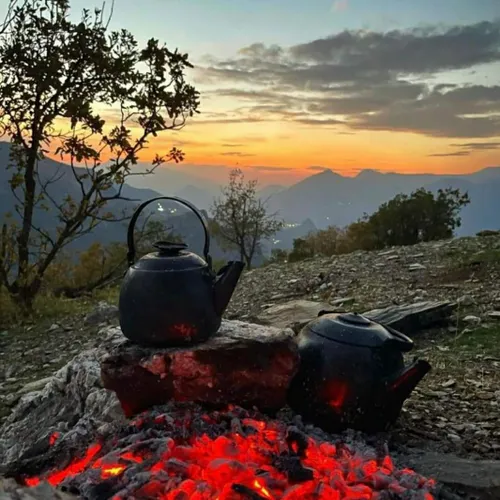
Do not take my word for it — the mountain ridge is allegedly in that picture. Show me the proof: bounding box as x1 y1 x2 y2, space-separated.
1 141 499 252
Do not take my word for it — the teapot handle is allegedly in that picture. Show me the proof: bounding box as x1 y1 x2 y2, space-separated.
126 196 212 269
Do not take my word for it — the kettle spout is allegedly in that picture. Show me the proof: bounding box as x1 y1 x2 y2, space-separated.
213 261 245 317
386 359 431 404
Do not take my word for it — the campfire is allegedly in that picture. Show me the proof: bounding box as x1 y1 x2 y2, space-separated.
20 404 436 500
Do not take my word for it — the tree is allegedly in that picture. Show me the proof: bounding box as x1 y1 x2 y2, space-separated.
210 169 283 269
357 187 470 249
0 0 199 309
268 248 288 264
288 237 315 262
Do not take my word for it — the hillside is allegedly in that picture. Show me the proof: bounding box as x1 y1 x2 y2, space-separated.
226 233 500 321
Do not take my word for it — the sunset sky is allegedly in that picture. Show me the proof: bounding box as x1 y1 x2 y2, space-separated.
5 0 500 184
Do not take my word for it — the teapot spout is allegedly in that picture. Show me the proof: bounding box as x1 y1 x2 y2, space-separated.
386 359 431 404
213 261 245 317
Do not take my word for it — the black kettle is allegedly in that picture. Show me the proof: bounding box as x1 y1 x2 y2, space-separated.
287 311 431 433
119 196 245 346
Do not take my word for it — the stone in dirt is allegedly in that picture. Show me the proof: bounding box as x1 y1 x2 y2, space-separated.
404 451 500 500
83 301 119 326
255 299 330 331
363 300 457 334
16 376 53 395
486 311 500 320
101 319 299 417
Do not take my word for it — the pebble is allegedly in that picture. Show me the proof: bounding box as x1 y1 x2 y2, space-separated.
447 433 462 443
409 263 426 271
463 315 481 325
486 311 500 320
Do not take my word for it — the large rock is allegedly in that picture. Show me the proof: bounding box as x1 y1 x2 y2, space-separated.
255 299 330 331
405 451 500 500
101 320 299 417
363 301 457 334
0 328 126 471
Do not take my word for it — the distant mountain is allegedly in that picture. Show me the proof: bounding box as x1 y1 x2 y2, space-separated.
126 163 220 200
0 142 163 250
266 167 500 235
0 143 305 262
258 184 286 202
4 140 495 255
174 184 216 211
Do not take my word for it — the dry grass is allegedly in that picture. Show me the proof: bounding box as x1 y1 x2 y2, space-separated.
0 286 120 330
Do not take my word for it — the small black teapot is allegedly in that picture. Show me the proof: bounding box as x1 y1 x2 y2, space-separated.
119 196 245 346
287 311 431 433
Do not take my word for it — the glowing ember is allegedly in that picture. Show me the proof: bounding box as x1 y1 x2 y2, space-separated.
22 406 436 499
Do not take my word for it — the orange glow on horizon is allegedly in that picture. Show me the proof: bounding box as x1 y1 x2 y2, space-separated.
36 113 500 183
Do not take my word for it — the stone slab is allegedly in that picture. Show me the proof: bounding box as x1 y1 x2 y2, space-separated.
101 320 299 417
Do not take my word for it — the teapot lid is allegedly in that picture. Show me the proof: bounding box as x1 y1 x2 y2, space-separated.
306 312 404 348
132 241 209 272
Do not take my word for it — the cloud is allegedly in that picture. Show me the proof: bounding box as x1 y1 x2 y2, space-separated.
450 141 500 150
221 143 244 147
220 151 256 157
332 0 348 12
428 151 471 157
197 21 500 138
428 140 500 157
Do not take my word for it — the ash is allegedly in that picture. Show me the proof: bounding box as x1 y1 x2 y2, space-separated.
16 402 436 500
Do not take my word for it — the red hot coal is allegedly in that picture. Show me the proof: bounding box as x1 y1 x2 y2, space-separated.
20 404 436 500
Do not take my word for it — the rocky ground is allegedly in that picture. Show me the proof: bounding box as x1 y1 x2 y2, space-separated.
1 234 499 464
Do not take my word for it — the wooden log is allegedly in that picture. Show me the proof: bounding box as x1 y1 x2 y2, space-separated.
363 301 457 334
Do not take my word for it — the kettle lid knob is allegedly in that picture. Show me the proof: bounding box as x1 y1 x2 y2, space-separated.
153 241 188 256
338 312 372 326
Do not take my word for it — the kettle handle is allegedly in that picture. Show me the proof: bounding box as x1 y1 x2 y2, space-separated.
126 196 212 269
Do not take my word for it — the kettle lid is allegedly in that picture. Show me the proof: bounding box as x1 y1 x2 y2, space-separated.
132 241 208 272
307 312 403 348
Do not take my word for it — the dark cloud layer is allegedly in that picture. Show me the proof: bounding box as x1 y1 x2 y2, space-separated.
199 21 500 138
220 151 256 157
429 141 500 157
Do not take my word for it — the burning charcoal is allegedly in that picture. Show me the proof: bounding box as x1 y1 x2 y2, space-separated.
79 478 118 500
254 470 288 491
165 458 190 476
273 455 314 483
230 417 245 436
366 472 393 490
285 426 309 457
373 491 401 500
231 483 270 500
17 403 438 500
